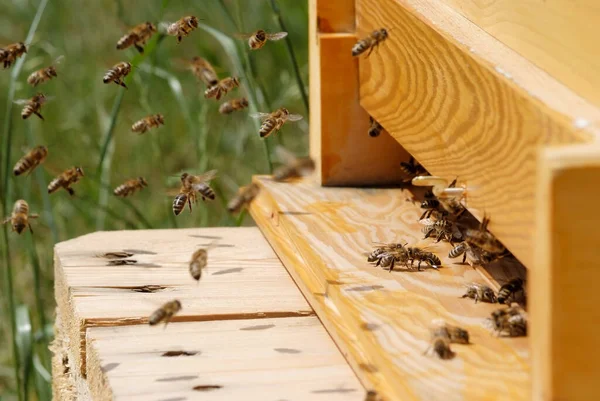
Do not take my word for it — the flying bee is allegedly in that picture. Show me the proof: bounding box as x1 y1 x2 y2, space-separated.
185 56 218 87
489 305 527 337
13 145 48 176
204 76 240 101
420 217 462 243
219 97 249 114
406 247 442 270
235 30 288 50
227 182 261 214
497 278 525 305
352 28 388 57
48 167 84 196
462 283 497 303
0 42 27 69
164 16 199 43
368 116 383 138
464 215 505 254
149 300 182 327
365 390 379 401
14 93 52 120
113 177 148 197
171 170 218 216
103 61 131 89
27 55 64 87
131 113 165 134
116 21 157 53
2 200 38 234
272 146 315 182
250 107 303 138
189 246 212 282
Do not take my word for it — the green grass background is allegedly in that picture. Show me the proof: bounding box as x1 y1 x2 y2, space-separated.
0 0 308 399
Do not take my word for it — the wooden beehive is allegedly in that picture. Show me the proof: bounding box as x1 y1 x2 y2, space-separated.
53 1 600 400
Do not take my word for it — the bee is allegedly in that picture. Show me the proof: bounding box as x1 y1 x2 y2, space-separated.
368 116 383 138
116 22 157 53
421 218 462 243
107 259 137 266
400 156 427 183
431 320 470 344
461 283 497 303
172 170 218 216
149 300 182 327
236 30 288 50
100 251 134 259
352 28 388 57
419 198 441 220
164 16 199 43
103 61 132 89
189 248 208 281
204 77 240 101
0 42 27 69
14 93 51 120
413 176 467 217
219 97 249 114
131 113 165 134
272 146 315 182
464 215 505 254
406 247 442 270
365 390 379 401
250 107 304 138
27 55 64 87
227 182 261 214
113 177 148 197
497 278 525 305
489 305 527 337
13 145 48 176
47 167 84 196
2 200 38 234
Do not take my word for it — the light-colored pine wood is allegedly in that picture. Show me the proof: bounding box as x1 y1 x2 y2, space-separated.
533 145 600 401
54 227 313 376
356 0 600 268
440 0 600 107
86 317 364 401
249 176 529 401
314 0 355 33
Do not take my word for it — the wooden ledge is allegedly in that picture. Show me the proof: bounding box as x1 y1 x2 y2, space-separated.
250 176 529 401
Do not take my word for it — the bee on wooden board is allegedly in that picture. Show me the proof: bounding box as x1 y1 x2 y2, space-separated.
107 259 137 266
464 214 506 254
272 146 315 182
27 55 64 87
497 278 525 305
99 251 134 259
113 177 148 197
103 61 132 89
420 217 462 243
424 320 470 360
227 182 261 214
13 145 48 176
406 246 442 270
235 30 288 50
219 97 249 115
352 28 388 57
250 107 303 138
489 304 527 337
116 21 157 53
163 16 199 43
0 42 27 69
2 200 38 234
204 76 240 101
131 113 165 134
47 167 84 196
462 282 497 303
171 170 218 216
149 299 182 327
413 176 467 217
183 56 219 87
368 116 383 138
14 93 52 120
400 156 427 183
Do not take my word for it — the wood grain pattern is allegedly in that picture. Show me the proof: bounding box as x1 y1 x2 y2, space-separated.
357 0 600 268
249 176 529 401
533 145 600 401
440 0 600 107
86 317 364 401
54 227 313 376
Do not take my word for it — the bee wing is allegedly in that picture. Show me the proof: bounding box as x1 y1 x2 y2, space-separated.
419 218 436 226
274 146 298 165
13 99 30 105
250 112 272 120
286 114 304 122
190 169 218 184
158 21 175 34
266 32 288 41
234 32 255 39
53 55 65 66
165 188 183 196
40 95 55 104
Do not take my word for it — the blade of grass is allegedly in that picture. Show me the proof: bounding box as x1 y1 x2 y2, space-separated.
15 305 33 401
33 354 51 401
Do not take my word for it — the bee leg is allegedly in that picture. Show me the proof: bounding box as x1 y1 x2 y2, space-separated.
436 231 444 243
177 36 182 43
388 259 395 273
66 187 75 196
118 80 128 89
28 223 34 234
34 111 44 121
462 252 467 264
419 210 428 220
134 43 144 54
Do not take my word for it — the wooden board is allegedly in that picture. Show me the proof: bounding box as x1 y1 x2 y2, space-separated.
86 317 364 401
54 227 313 376
440 0 600 107
249 176 530 401
356 0 600 268
314 0 355 33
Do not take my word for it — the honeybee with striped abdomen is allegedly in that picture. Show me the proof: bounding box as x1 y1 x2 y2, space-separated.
406 246 441 270
251 107 303 138
272 146 315 182
204 76 240 101
235 30 288 50
400 156 427 183
172 170 218 216
0 42 27 69
489 305 527 337
27 55 64 87
219 97 249 114
149 300 182 327
2 200 38 234
368 116 383 138
497 278 525 305
103 61 131 89
420 217 462 243
13 145 48 176
116 22 157 53
227 182 260 214
113 177 148 197
352 29 388 57
48 167 84 196
462 282 497 303
164 16 199 43
131 114 165 134
424 319 469 359
189 247 210 282
187 56 218 87
14 93 51 120
464 215 506 254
